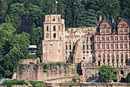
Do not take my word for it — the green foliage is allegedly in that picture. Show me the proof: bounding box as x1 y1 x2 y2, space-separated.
0 0 8 23
28 54 37 59
30 27 42 45
29 80 45 87
30 27 42 57
99 65 117 83
29 4 43 26
43 64 48 72
3 80 27 87
5 14 22 28
126 72 130 83
72 77 80 83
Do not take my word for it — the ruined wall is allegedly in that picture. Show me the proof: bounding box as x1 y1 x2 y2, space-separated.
17 63 78 82
42 40 65 63
81 63 130 82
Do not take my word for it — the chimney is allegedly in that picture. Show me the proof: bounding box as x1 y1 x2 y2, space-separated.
99 15 102 22
112 18 114 23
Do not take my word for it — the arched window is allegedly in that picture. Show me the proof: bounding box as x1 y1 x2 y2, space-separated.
125 54 128 64
112 54 114 63
83 45 85 50
107 54 110 64
121 54 123 58
52 17 55 21
103 54 105 63
53 26 56 31
116 54 119 63
46 26 49 31
66 45 68 50
69 45 71 50
53 33 56 38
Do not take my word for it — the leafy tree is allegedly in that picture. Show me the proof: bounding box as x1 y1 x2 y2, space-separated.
73 0 85 27
78 9 98 27
4 32 30 77
0 23 16 55
9 3 26 16
5 14 22 28
64 0 75 27
30 27 42 57
29 5 43 27
122 8 130 18
30 27 42 45
99 65 117 82
126 72 130 83
4 70 12 78
0 0 8 23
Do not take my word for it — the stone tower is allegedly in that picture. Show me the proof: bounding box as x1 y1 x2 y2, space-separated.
42 14 66 63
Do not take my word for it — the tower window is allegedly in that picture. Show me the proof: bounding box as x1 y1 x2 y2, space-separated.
46 33 49 38
59 26 60 31
66 45 68 50
53 26 56 31
69 45 71 50
53 33 56 38
46 26 49 31
83 45 85 50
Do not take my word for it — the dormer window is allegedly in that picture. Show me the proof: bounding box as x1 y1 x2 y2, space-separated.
52 17 55 21
124 29 127 32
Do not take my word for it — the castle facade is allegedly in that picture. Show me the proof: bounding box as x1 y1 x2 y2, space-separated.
16 14 130 82
42 14 130 68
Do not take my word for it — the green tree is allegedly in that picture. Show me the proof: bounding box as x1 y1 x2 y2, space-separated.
5 14 22 28
126 72 130 83
73 0 85 27
99 65 117 82
74 8 98 27
0 23 16 55
30 27 42 45
30 27 42 57
0 0 8 23
9 3 26 16
4 32 30 77
29 4 43 27
122 8 130 18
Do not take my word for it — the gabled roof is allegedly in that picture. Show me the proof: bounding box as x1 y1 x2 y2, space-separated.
96 18 130 34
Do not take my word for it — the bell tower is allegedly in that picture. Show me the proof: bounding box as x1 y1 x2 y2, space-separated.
44 14 65 40
42 14 66 63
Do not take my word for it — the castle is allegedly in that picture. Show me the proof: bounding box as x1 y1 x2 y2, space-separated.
42 14 96 64
16 14 130 82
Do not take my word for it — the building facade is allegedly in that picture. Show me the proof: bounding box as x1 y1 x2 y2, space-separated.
95 19 130 67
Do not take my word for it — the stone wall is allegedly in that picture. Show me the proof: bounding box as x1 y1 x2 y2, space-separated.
81 63 130 82
16 63 78 82
45 83 130 87
2 83 130 87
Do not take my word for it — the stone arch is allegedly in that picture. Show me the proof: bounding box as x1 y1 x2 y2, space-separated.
107 54 110 64
121 54 123 64
112 54 114 63
103 54 105 64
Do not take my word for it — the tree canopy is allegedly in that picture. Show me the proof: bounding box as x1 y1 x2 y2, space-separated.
99 65 117 82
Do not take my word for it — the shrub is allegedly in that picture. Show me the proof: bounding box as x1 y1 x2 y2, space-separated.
3 80 27 87
29 80 45 87
72 77 80 83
